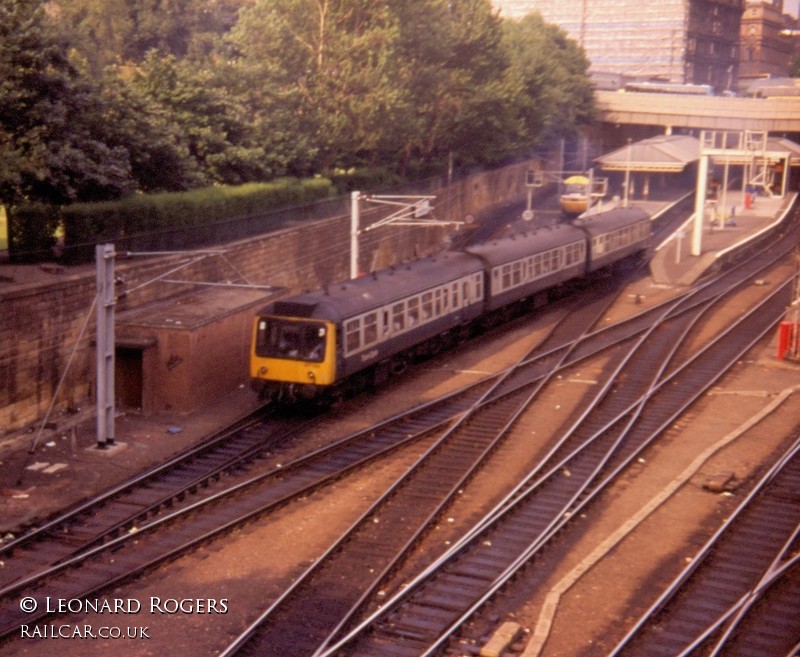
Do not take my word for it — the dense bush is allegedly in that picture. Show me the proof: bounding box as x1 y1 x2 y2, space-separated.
329 167 404 194
9 177 335 263
7 204 61 262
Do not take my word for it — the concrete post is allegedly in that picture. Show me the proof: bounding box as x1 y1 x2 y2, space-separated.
350 191 360 279
95 244 116 448
692 155 709 256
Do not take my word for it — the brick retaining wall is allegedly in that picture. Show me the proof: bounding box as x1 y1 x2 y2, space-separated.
0 160 544 434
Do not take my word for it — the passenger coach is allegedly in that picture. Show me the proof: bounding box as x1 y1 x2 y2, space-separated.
251 251 485 401
578 207 651 271
250 205 651 403
465 223 588 311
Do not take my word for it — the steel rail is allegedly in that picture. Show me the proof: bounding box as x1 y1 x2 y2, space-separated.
3 223 789 584
607 436 800 657
254 242 792 654
314 272 794 657
218 275 630 657
0 224 792 647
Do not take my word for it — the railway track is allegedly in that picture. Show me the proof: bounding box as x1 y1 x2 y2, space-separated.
0 218 793 653
606 434 800 657
0 409 305 587
0 193 692 588
0 266 635 643
216 271 631 657
302 247 796 656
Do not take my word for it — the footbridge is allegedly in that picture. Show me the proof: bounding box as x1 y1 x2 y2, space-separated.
595 90 800 133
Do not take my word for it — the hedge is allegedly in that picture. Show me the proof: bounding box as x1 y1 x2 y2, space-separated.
8 177 335 263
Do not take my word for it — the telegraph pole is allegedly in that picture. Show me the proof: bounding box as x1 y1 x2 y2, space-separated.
95 243 116 448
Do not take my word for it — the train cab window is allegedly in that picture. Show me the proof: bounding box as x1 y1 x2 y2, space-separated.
594 236 605 255
258 319 327 362
364 313 378 345
345 319 361 353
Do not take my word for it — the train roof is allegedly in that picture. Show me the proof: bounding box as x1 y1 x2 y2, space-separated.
464 223 586 267
563 175 590 185
572 206 650 236
265 250 483 322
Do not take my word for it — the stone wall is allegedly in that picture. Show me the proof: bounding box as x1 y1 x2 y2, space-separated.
0 159 543 434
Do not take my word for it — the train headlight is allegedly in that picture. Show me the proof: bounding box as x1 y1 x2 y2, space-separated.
259 366 268 376
307 371 316 382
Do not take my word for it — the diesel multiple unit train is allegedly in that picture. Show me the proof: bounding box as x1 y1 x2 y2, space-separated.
250 206 651 402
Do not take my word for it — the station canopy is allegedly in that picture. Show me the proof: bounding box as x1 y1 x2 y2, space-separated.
596 134 700 173
597 134 800 173
716 136 800 167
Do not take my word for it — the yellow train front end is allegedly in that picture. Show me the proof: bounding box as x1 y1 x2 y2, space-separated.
250 315 337 401
559 175 591 217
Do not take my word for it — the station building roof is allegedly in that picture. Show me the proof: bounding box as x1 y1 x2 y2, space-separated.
595 134 700 173
596 134 800 172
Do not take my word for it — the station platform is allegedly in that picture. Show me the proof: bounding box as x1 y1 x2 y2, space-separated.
647 190 798 287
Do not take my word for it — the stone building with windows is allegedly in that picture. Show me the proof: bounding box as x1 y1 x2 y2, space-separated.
740 1 800 83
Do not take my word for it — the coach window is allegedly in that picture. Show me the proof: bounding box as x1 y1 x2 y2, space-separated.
422 292 433 320
502 265 512 290
594 237 605 255
512 262 522 286
364 313 378 345
345 319 361 353
392 302 405 332
452 283 460 308
474 274 483 299
408 297 420 325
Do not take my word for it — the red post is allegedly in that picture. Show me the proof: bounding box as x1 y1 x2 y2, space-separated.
777 321 798 360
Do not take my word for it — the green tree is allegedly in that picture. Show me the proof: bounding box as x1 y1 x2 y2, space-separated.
51 0 252 73
0 0 135 205
133 52 272 184
789 51 800 78
501 12 595 151
230 0 406 173
99 69 204 192
389 0 513 171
